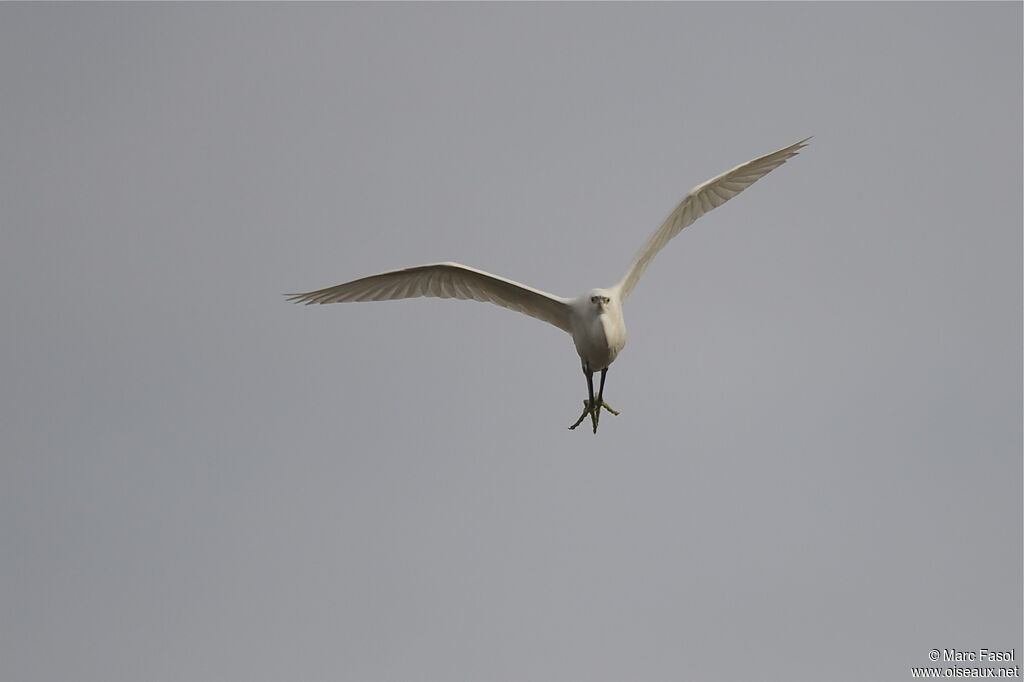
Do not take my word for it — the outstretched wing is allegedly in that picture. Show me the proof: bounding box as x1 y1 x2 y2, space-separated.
286 261 573 333
616 137 810 300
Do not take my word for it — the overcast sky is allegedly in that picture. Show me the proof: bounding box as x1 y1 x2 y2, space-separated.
2 3 1020 681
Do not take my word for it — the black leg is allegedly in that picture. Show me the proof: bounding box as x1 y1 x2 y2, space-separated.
585 363 595 409
591 368 609 431
569 362 614 432
585 364 600 433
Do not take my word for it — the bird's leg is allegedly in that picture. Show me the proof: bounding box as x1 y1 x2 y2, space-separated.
596 368 620 417
586 365 598 433
568 365 620 432
568 364 598 431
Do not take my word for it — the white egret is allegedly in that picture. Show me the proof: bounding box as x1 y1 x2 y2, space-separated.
288 138 810 433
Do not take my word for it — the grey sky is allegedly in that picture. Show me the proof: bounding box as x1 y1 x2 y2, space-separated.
2 3 1020 681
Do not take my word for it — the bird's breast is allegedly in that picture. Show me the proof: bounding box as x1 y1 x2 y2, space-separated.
571 310 626 371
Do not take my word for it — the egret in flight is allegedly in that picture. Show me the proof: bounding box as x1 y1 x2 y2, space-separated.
288 138 809 433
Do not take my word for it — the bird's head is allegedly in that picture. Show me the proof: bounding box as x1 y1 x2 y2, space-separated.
588 289 613 312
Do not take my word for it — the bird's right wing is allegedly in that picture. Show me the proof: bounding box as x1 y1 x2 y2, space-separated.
616 137 810 300
286 262 573 333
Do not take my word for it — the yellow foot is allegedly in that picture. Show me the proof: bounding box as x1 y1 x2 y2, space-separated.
567 400 621 432
568 400 592 430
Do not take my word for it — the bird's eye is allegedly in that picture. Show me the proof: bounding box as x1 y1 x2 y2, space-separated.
591 296 598 303
602 297 610 304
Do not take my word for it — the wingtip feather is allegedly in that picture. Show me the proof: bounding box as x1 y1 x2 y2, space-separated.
284 292 315 305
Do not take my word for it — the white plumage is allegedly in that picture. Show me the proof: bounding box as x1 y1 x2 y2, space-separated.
288 138 810 432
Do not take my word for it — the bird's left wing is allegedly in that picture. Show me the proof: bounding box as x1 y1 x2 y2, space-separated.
286 261 573 333
616 137 810 300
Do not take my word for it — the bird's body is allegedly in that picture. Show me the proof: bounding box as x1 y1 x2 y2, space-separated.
288 138 810 432
569 289 626 373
